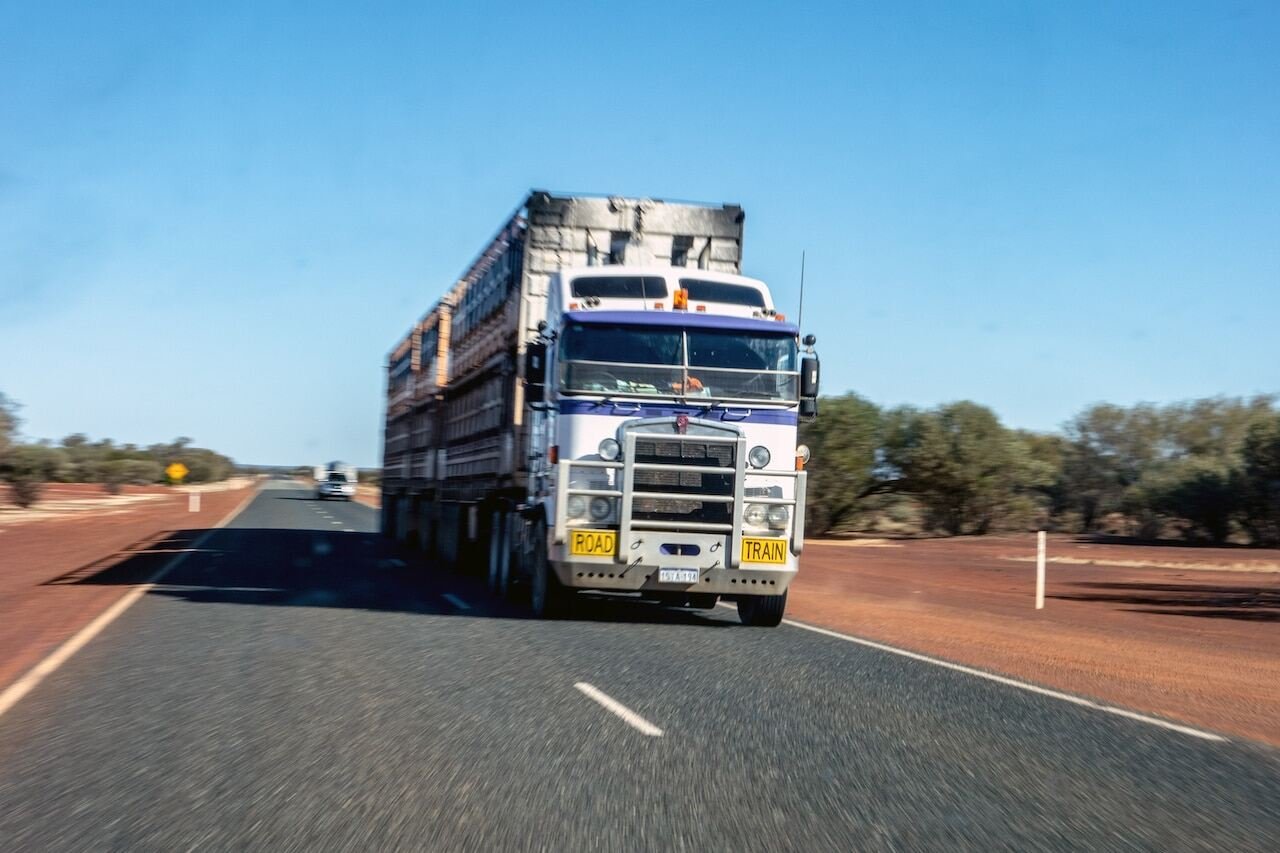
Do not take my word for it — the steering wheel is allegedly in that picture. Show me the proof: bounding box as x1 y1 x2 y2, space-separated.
592 371 622 390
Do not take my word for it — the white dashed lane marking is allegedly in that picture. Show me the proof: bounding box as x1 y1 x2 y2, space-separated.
574 682 663 737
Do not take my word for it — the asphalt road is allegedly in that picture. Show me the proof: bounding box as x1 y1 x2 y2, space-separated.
1 482 1277 851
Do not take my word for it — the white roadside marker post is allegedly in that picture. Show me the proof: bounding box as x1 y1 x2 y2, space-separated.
189 492 201 513
1036 530 1046 610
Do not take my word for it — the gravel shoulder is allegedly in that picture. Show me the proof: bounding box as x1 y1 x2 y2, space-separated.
789 535 1280 745
0 481 259 693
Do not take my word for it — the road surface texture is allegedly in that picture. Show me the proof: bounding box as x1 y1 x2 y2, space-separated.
1 483 1276 851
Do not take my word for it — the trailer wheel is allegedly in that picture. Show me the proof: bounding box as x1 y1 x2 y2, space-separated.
487 511 504 594
528 518 568 619
381 497 397 540
487 510 516 596
737 591 787 627
498 514 518 599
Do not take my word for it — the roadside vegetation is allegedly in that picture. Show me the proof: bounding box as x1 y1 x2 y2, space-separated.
0 392 234 508
802 393 1280 546
7 388 1278 543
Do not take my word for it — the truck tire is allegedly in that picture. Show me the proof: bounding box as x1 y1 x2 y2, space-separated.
498 514 518 600
381 497 396 540
737 591 787 627
487 511 503 593
528 518 569 619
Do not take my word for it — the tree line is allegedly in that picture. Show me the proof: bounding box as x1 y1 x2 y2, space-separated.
0 392 235 507
800 393 1280 546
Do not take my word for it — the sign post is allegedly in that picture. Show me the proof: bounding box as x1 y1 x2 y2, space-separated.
1036 530 1046 610
165 463 196 512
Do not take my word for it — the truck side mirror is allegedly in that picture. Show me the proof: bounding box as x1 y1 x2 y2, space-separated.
799 397 818 418
524 342 547 404
800 355 820 399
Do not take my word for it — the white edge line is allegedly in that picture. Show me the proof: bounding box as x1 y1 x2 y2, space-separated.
574 682 664 737
442 593 471 610
0 483 262 721
772 613 1226 743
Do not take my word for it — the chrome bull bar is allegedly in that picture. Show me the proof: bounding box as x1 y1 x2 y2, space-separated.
553 431 807 566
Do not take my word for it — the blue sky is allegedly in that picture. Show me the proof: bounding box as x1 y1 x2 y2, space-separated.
2 1 1277 467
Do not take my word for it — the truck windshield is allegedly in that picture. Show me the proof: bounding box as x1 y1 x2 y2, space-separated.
559 322 799 402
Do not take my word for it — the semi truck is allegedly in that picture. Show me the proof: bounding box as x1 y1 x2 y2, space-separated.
381 191 819 625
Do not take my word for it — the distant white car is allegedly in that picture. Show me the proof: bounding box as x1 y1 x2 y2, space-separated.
316 472 355 501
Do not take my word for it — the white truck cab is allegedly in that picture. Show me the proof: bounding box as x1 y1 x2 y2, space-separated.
525 267 818 625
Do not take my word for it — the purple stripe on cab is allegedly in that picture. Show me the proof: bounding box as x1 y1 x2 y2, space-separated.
562 310 799 336
557 399 798 426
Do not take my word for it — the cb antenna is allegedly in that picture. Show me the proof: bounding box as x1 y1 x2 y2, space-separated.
797 250 806 331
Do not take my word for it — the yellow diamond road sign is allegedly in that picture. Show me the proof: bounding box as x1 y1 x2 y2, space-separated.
166 462 189 482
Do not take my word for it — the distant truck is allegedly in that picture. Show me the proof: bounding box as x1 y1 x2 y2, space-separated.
314 461 357 501
381 191 819 625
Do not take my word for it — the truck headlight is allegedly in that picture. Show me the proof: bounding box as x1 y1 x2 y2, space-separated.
744 503 768 526
796 444 811 464
598 438 620 461
567 495 587 519
589 497 613 521
748 445 771 469
767 505 789 529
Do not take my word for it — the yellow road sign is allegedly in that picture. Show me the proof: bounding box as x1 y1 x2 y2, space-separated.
166 462 189 482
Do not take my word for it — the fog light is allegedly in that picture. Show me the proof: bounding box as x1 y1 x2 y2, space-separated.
767 505 789 529
589 497 612 521
796 444 811 464
567 495 587 518
744 503 768 526
748 445 771 469
598 437 620 461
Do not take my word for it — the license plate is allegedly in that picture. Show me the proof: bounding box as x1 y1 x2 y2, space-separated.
569 529 616 557
658 568 699 584
741 537 787 564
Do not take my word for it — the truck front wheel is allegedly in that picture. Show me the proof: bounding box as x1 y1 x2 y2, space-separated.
528 518 569 619
737 591 787 627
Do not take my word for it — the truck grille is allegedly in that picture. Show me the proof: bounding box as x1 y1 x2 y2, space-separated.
633 439 733 467
632 438 734 524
